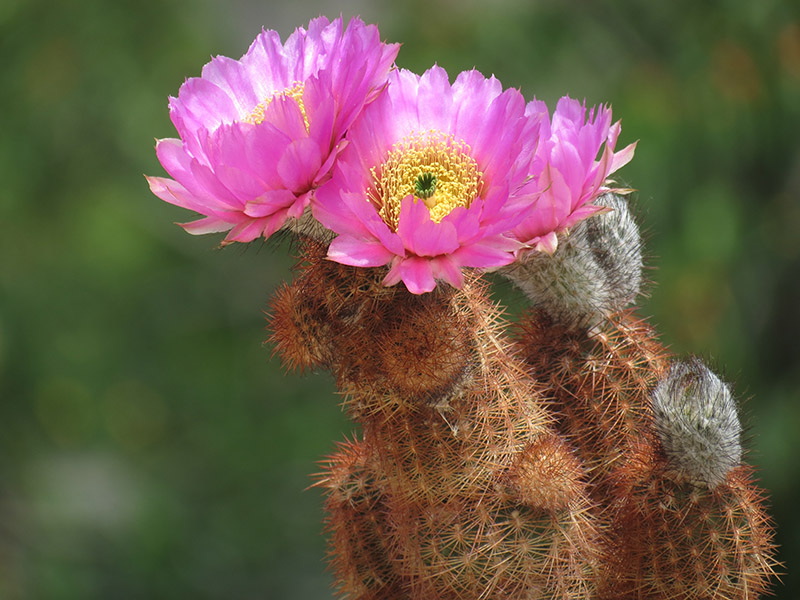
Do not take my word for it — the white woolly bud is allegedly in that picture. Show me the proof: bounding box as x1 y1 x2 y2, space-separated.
651 358 742 488
500 193 642 330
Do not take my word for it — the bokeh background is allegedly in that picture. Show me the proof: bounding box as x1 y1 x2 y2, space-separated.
1 0 798 598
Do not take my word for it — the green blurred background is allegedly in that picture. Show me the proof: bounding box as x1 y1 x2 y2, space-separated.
1 0 798 597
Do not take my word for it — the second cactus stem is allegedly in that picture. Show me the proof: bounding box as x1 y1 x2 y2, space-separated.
515 308 777 599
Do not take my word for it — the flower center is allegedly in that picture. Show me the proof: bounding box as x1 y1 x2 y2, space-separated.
370 131 483 230
414 173 438 199
244 81 309 129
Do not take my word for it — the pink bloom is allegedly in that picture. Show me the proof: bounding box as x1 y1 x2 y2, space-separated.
513 97 637 253
313 66 543 294
147 16 399 245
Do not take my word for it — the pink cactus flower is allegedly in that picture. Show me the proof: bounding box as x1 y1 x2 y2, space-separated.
313 66 545 294
147 16 399 245
513 97 637 254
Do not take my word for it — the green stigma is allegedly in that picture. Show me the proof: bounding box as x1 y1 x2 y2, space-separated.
414 172 437 200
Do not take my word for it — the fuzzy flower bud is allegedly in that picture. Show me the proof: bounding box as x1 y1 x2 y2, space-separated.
651 358 742 488
501 193 642 330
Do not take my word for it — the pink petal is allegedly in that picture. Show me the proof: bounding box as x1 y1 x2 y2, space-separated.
180 216 234 235
244 189 298 217
560 203 609 230
146 176 206 212
262 209 292 239
172 77 239 133
610 140 637 173
200 55 260 117
224 218 269 244
534 231 559 254
430 255 464 288
451 237 517 269
305 78 336 151
417 66 453 130
341 188 406 256
155 138 192 181
397 196 459 257
277 137 323 192
391 256 436 294
264 94 309 140
313 185 373 238
444 203 482 245
286 192 310 219
242 29 291 99
328 235 396 267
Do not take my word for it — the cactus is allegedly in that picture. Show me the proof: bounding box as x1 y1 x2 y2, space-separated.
148 17 778 597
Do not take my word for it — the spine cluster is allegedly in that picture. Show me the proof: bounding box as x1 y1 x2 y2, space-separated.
268 196 777 599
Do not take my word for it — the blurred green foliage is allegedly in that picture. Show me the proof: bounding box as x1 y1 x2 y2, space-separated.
0 0 798 598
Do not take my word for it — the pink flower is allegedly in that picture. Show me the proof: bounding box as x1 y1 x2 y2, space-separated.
147 16 399 245
313 66 543 294
513 97 637 253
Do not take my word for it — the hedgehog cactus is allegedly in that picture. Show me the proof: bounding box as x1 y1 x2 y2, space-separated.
148 16 778 600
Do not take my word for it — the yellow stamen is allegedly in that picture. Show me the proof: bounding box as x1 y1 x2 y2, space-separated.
244 81 309 130
369 131 483 231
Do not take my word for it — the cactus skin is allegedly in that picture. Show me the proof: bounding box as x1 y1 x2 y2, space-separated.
514 310 777 600
317 437 407 599
516 310 669 497
598 360 777 600
271 239 598 599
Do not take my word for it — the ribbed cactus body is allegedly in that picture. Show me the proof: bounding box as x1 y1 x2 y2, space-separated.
603 445 776 600
319 438 404 599
514 310 777 599
516 310 669 496
272 240 598 599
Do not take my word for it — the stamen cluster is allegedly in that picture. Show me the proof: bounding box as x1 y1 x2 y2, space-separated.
370 131 482 230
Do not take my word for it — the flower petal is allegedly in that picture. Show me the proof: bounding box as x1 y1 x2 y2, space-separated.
328 235 396 267
397 196 459 257
389 256 436 294
278 137 323 192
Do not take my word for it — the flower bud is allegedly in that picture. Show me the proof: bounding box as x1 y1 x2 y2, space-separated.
502 193 642 330
651 358 742 488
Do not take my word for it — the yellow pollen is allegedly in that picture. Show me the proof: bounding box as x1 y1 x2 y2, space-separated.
369 131 483 231
244 81 309 130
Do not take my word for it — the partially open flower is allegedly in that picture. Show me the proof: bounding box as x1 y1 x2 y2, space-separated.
147 16 399 245
313 66 543 294
513 97 637 254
